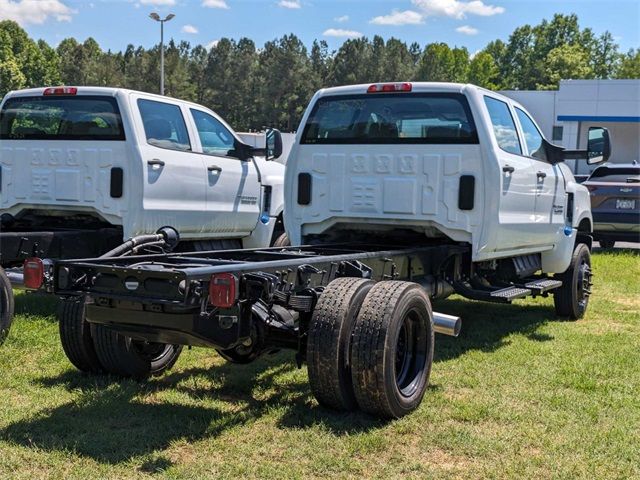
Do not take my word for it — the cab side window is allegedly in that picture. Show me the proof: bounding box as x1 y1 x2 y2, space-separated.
515 107 547 161
191 109 237 158
484 96 522 155
138 99 191 151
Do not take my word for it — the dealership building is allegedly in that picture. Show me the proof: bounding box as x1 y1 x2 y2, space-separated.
502 79 640 178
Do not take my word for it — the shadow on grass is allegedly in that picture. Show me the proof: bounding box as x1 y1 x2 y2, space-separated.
0 351 385 464
1 298 557 464
432 297 555 362
13 291 59 318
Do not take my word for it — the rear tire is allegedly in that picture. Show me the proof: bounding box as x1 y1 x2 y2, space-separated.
599 239 615 249
554 243 592 320
92 325 182 379
351 281 434 419
307 277 375 411
0 268 14 345
58 298 103 373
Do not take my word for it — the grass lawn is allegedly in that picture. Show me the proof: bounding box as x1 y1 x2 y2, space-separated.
0 249 639 479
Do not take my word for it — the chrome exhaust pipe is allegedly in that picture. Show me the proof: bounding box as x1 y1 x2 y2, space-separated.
433 312 461 337
6 269 24 288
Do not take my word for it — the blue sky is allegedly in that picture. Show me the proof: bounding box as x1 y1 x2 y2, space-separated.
2 0 639 54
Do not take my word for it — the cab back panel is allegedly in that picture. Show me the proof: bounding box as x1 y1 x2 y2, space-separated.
288 144 485 243
1 142 128 221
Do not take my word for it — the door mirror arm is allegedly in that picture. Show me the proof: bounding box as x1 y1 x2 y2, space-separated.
543 127 611 165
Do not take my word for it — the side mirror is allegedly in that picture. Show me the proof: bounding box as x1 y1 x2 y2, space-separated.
587 127 611 165
266 128 283 161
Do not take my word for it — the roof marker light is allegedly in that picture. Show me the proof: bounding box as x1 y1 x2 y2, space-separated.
43 87 78 96
367 83 412 93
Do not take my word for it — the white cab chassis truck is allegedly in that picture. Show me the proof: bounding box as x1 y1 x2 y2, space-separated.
0 86 286 344
24 83 609 420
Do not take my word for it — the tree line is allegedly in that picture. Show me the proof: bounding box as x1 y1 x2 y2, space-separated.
0 14 638 132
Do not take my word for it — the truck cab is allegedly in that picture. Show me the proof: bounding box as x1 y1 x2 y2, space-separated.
0 87 286 267
285 82 603 274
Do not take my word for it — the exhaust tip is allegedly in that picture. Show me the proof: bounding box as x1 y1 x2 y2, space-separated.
433 312 462 337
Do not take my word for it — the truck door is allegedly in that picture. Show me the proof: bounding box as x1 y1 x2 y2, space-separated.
134 96 208 236
188 108 261 236
514 107 564 246
483 96 539 250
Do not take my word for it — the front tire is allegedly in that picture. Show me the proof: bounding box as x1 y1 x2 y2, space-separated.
0 268 14 345
351 281 434 419
272 232 290 248
554 243 592 320
92 325 182 379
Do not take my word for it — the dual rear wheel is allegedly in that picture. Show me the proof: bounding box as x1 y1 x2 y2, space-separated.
307 278 434 419
58 298 181 378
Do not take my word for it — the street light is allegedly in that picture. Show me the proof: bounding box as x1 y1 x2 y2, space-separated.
149 12 175 96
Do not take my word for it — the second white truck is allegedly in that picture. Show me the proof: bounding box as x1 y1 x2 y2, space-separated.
0 86 287 265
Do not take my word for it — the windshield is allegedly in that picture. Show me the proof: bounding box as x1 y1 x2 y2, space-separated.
301 93 478 145
0 95 125 141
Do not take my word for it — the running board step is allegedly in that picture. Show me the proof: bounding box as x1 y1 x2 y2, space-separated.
489 286 531 301
452 278 562 304
523 279 563 295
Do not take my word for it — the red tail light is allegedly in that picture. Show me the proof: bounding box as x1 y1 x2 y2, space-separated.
43 87 77 96
367 83 412 93
209 273 238 308
23 258 44 290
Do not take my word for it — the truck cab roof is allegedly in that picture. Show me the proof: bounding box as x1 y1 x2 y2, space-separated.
2 86 217 113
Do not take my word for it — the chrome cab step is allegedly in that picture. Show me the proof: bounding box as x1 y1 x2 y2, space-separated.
489 286 531 301
453 277 564 304
524 279 563 295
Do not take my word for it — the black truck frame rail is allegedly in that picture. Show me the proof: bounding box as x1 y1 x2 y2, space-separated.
52 243 466 353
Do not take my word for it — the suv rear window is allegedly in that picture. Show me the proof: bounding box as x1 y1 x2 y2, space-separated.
0 95 125 141
301 93 478 145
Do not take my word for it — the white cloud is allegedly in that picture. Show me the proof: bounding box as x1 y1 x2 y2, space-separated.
0 0 76 25
205 39 220 50
370 10 424 26
412 0 504 19
182 24 199 34
334 15 349 23
202 0 229 9
140 0 176 5
323 28 363 38
278 0 301 8
456 25 478 35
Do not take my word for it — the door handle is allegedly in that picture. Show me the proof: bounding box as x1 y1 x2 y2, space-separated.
536 171 547 179
147 159 165 167
207 165 222 173
502 165 515 174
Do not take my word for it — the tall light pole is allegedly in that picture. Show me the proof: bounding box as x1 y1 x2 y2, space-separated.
149 12 175 96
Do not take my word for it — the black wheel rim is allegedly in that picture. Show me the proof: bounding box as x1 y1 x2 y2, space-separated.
131 341 172 362
576 257 593 311
394 309 428 398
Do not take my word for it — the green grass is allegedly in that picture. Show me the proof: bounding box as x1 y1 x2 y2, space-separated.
1 250 639 479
